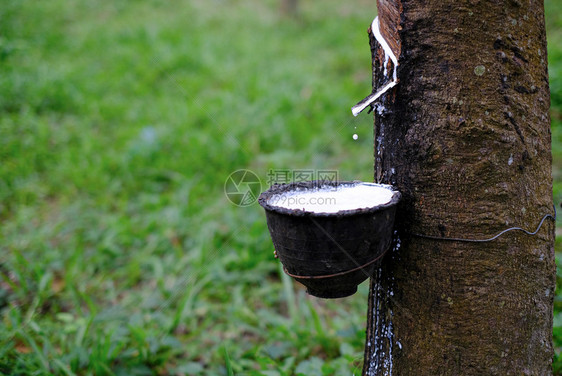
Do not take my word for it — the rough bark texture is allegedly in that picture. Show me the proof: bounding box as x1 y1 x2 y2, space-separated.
363 0 555 375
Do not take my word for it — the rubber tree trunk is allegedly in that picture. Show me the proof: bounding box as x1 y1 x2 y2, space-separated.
363 0 555 374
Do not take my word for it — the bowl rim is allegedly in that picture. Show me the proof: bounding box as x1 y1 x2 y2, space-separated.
258 180 401 217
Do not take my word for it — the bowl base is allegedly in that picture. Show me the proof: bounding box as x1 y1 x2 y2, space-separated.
306 286 358 299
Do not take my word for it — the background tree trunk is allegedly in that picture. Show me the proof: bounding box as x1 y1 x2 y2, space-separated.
280 0 298 16
363 0 555 375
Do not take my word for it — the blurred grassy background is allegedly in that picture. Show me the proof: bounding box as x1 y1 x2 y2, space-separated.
0 0 561 375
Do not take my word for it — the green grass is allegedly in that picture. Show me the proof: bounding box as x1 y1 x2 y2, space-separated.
547 0 562 372
0 0 374 374
0 0 561 374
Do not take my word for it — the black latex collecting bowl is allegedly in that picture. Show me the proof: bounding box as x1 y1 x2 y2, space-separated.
258 181 401 299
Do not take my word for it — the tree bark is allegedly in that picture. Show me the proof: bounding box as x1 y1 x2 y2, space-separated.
363 0 555 375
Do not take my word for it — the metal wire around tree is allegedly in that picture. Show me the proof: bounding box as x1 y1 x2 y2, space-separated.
408 206 556 243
